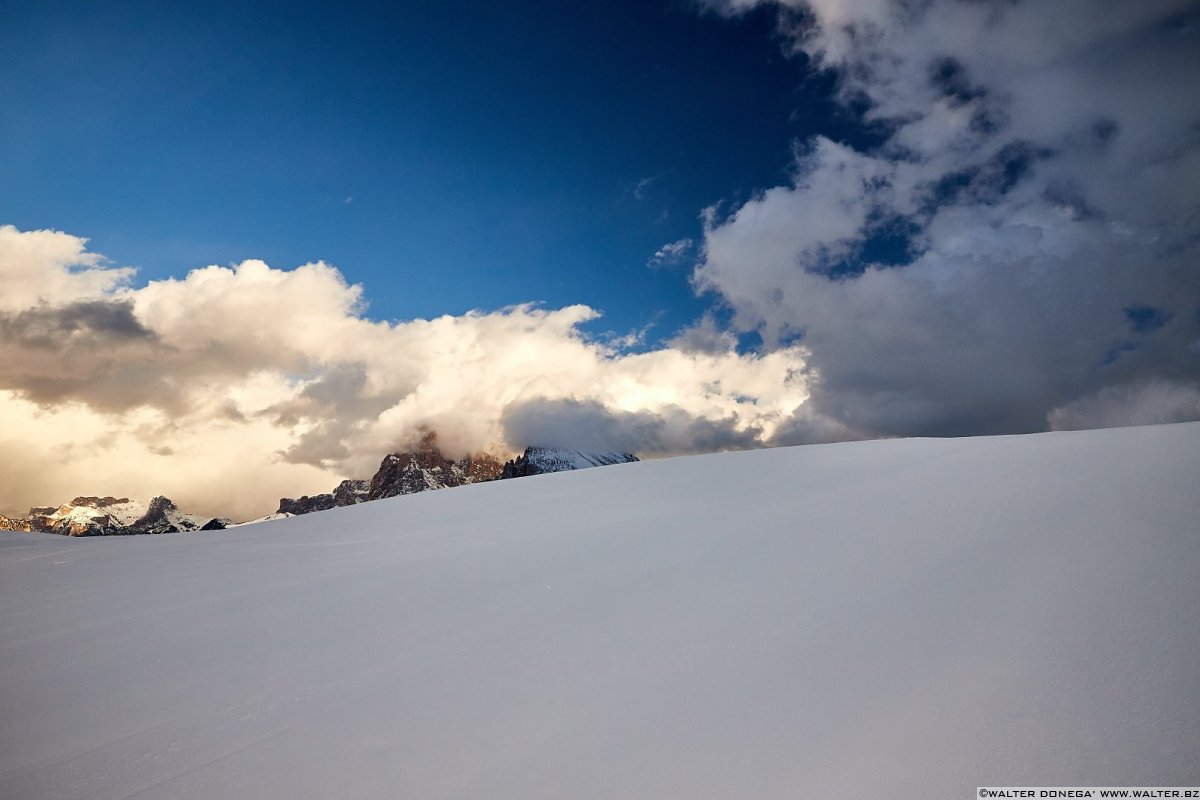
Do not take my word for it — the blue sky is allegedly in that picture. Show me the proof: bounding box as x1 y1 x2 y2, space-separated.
1 0 862 340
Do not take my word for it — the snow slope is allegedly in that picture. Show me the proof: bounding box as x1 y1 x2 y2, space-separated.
1 423 1198 799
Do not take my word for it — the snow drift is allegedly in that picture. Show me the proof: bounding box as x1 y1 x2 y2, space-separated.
1 423 1198 799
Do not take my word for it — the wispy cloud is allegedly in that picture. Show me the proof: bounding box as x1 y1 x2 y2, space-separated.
623 171 667 202
648 237 694 269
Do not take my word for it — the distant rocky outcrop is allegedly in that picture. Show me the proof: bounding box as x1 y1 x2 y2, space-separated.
242 441 638 527
0 495 226 536
277 479 370 516
1 436 643 536
500 447 639 478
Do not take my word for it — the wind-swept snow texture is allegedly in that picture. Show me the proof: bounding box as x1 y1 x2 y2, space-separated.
1 423 1198 799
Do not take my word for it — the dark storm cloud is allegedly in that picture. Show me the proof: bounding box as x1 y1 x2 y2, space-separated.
1049 380 1200 431
0 299 154 348
696 0 1200 436
502 397 762 456
0 299 166 409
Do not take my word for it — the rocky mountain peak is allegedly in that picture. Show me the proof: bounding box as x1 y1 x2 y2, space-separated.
367 433 502 501
256 433 505 523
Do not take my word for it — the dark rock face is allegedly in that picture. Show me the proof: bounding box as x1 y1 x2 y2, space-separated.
331 479 370 507
500 453 538 479
367 451 454 499
277 493 337 516
70 496 130 508
500 447 639 479
366 434 503 501
461 453 505 484
276 479 369 517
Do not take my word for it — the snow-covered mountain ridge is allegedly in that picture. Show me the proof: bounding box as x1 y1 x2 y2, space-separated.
2 423 1197 798
0 495 227 536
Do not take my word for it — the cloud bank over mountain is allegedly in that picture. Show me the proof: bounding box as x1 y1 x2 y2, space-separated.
693 0 1200 438
0 225 807 519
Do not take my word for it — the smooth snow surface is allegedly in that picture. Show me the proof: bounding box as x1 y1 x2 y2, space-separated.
230 511 294 527
2 424 1198 799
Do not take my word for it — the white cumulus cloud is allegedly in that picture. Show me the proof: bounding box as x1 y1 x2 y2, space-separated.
0 225 808 519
